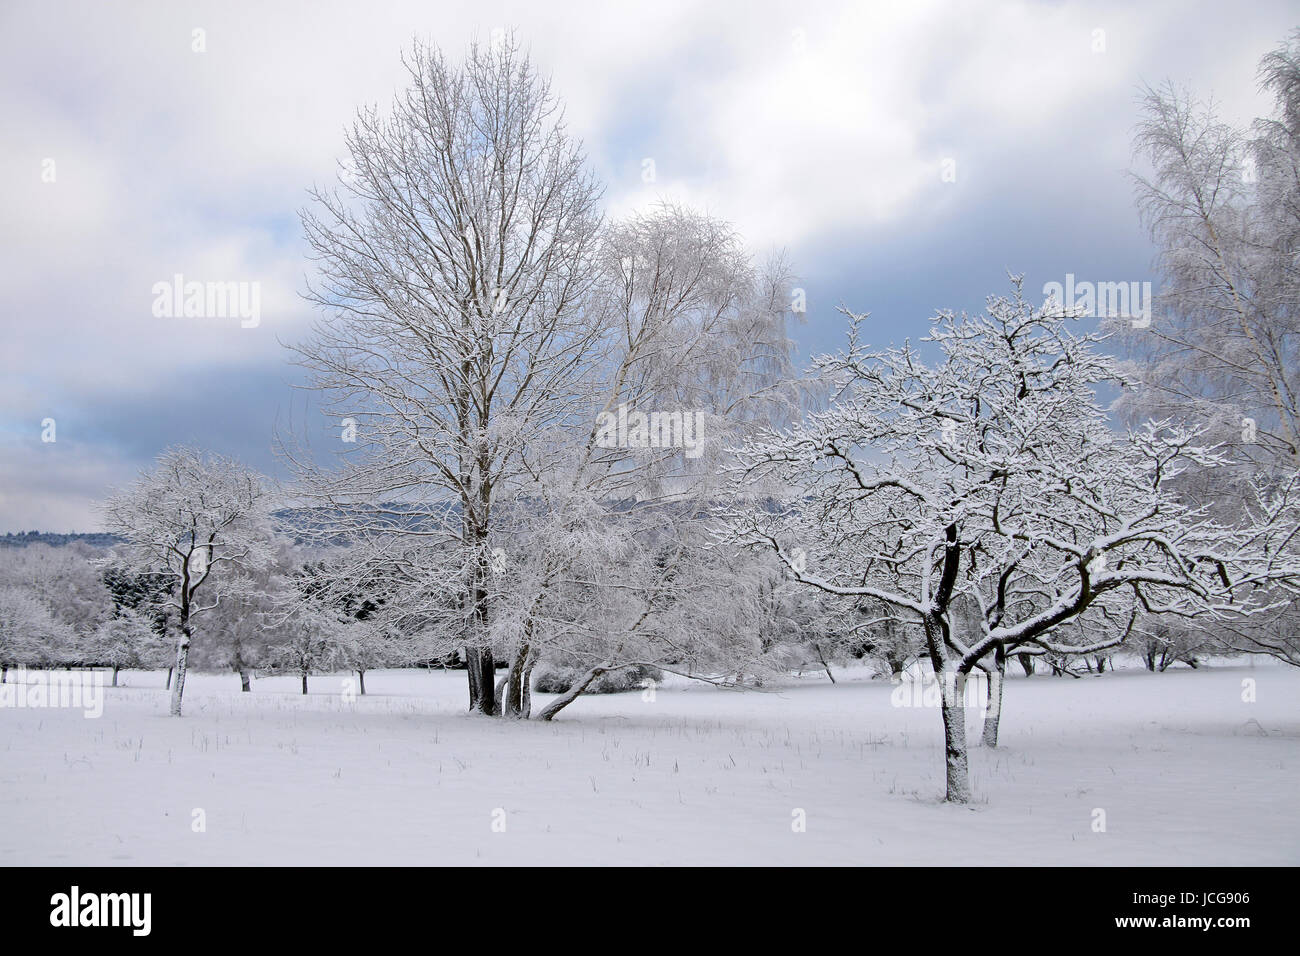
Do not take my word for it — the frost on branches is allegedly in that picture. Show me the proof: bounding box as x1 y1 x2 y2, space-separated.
285 36 802 718
101 446 275 716
724 278 1300 803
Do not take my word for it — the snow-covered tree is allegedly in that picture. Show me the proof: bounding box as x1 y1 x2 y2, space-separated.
102 446 275 715
334 616 406 695
1119 30 1300 471
725 278 1300 803
266 606 348 696
288 35 801 718
294 555 405 695
0 543 115 665
289 34 606 714
0 585 74 677
89 607 167 686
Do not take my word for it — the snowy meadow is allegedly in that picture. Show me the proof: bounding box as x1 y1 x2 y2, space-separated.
3 660 1296 866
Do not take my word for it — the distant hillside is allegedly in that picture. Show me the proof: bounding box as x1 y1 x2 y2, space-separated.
0 498 703 550
0 531 124 548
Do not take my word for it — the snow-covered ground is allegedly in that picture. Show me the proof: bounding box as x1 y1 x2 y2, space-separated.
2 660 1296 865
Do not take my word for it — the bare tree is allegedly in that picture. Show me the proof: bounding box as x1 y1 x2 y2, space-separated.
102 446 274 716
289 35 802 719
1121 31 1300 470
0 585 73 678
289 35 604 715
726 279 1299 803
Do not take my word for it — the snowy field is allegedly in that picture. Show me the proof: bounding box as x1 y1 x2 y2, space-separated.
2 660 1297 866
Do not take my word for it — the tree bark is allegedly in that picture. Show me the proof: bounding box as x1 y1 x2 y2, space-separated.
940 669 971 803
520 651 536 718
502 644 530 718
925 523 971 803
463 520 498 715
358 670 366 695
537 665 606 721
301 671 308 695
814 642 836 683
887 651 906 679
239 668 251 693
166 666 173 690
170 569 194 716
465 647 498 715
170 628 191 717
492 670 509 713
981 650 1005 748
112 666 119 688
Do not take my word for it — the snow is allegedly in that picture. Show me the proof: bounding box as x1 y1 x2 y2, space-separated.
2 660 1296 865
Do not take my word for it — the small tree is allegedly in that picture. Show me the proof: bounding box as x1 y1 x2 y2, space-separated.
102 446 274 715
0 585 72 678
267 608 347 695
335 617 404 695
90 608 167 686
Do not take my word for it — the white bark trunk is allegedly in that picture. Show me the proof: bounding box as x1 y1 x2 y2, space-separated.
940 670 971 803
981 667 1003 748
169 632 190 717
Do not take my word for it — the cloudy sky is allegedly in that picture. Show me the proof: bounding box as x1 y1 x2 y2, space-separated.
2 0 1296 532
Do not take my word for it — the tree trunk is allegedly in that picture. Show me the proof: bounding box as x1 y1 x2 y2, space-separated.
463 528 498 715
465 647 498 715
520 652 536 719
537 665 606 721
492 670 509 713
170 572 196 716
301 671 308 695
466 648 481 711
887 652 906 679
112 666 119 688
981 649 1005 748
1016 653 1034 677
166 666 173 690
239 668 251 692
170 628 191 717
940 669 971 803
502 644 530 718
358 670 366 695
924 525 969 803
814 643 836 683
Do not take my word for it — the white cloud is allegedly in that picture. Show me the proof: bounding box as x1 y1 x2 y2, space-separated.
1 0 1296 529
